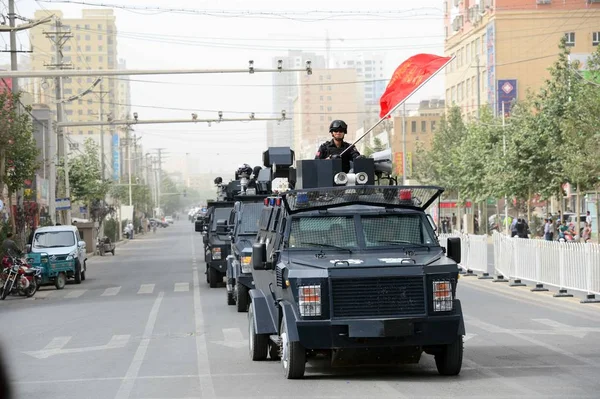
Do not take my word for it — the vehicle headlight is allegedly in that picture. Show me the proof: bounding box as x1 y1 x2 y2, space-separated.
298 285 321 317
241 256 252 273
433 280 453 312
66 251 76 261
211 248 222 260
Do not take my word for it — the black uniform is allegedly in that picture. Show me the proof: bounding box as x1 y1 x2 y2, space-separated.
315 140 361 173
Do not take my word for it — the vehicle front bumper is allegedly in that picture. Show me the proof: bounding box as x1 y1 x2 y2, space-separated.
296 313 462 350
208 259 227 273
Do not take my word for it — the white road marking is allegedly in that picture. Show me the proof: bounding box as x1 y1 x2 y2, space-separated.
212 328 248 349
463 358 539 396
174 282 189 292
137 284 155 294
101 287 121 296
114 292 164 399
25 335 131 359
464 333 477 342
34 290 54 299
64 289 86 299
467 316 599 367
467 317 593 338
192 235 216 399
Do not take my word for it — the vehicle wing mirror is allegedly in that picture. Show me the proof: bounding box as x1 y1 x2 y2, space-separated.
78 240 86 248
195 220 203 232
446 237 461 264
252 242 268 270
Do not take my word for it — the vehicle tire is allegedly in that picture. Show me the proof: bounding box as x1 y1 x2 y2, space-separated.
99 247 105 256
206 266 210 284
226 287 235 306
74 261 82 284
236 282 249 313
55 272 66 290
111 248 115 256
81 261 86 281
25 278 38 298
435 335 463 376
0 283 9 300
209 267 219 288
280 318 306 379
248 305 268 361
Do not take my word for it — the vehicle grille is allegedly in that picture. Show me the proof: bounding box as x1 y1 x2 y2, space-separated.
276 266 284 288
331 277 426 318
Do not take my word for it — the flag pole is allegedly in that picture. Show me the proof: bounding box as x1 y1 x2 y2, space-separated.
341 55 455 157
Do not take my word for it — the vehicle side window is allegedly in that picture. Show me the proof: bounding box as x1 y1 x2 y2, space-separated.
75 230 81 242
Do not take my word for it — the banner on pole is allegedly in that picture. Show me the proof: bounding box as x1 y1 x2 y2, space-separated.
379 54 452 118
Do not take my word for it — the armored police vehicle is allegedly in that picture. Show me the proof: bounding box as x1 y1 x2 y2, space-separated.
225 148 296 311
196 147 296 289
248 156 464 379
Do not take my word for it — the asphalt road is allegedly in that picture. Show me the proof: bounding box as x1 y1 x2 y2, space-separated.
1 222 599 399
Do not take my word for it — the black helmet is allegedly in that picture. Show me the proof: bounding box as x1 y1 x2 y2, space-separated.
329 120 348 134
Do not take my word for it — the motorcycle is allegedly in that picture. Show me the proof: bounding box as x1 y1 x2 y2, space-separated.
0 256 41 300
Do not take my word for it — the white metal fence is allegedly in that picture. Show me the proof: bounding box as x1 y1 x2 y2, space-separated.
438 232 491 276
493 232 600 296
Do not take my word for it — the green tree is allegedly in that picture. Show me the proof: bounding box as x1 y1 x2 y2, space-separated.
363 136 386 158
67 138 111 221
0 92 39 241
160 174 182 215
110 178 154 214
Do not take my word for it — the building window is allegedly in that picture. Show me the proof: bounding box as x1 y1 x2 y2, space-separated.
66 110 73 116
85 24 90 29
320 105 324 111
327 96 332 101
466 79 471 98
465 44 470 62
78 99 82 105
446 89 450 104
87 109 93 115
99 56 104 62
457 82 462 102
471 76 476 96
85 45 91 51
320 115 324 121
76 34 80 41
98 24 102 30
327 106 332 111
593 32 600 46
98 35 103 40
451 86 456 104
431 121 437 132
85 35 91 41
481 36 485 53
78 109 83 115
87 77 93 83
328 116 333 121
327 75 331 80
564 32 575 46
421 121 427 133
78 130 83 135
64 45 71 52
327 86 332 91
87 99 93 105
88 130 93 135
319 75 323 81
475 38 480 55
320 85 324 91
411 121 417 133
85 56 91 62
320 95 324 100
98 45 103 52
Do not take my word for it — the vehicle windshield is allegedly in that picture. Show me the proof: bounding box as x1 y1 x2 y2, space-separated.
211 208 232 231
289 216 357 249
33 231 76 248
287 213 437 250
239 203 263 234
362 214 437 247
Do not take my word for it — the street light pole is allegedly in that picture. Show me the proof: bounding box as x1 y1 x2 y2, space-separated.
502 102 509 235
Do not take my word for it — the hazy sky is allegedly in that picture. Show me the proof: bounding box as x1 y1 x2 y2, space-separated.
2 0 445 175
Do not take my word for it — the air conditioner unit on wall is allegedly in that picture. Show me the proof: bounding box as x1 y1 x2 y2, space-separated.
587 0 600 4
453 0 461 7
536 0 551 5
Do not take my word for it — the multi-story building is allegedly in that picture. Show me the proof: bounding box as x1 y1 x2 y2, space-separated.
292 68 359 161
268 51 326 147
30 9 126 180
390 98 445 178
444 0 600 118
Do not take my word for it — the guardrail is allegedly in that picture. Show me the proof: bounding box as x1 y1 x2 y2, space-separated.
493 232 600 301
438 232 492 278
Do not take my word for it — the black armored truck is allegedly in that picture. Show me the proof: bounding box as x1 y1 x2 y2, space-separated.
247 156 465 379
224 148 296 312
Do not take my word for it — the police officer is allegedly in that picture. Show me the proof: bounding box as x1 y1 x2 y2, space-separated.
315 120 361 173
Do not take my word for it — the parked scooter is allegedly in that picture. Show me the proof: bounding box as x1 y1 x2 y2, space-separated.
0 256 41 300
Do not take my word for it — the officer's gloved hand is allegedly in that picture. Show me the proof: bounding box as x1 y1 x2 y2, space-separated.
329 154 341 160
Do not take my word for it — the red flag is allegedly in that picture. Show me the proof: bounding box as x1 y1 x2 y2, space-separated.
379 54 451 118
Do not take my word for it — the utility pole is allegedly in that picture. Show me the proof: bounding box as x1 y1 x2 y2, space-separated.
156 149 164 218
401 102 407 186
96 80 110 180
502 102 508 235
44 17 73 225
7 0 23 240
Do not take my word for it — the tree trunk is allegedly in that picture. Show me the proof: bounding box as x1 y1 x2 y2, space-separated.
0 148 5 203
527 189 532 233
457 192 462 233
596 189 599 244
8 191 15 234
